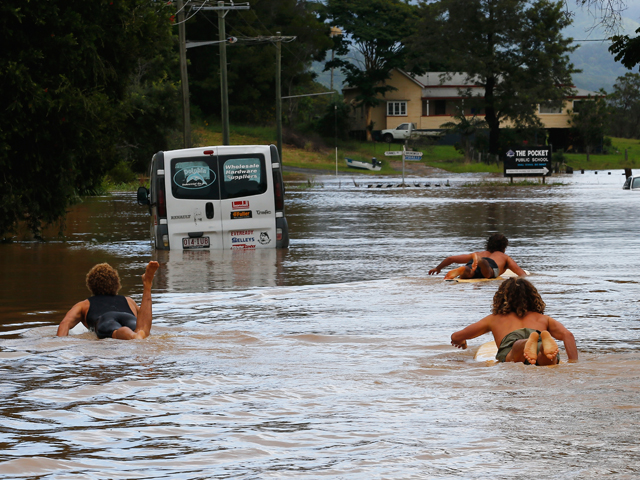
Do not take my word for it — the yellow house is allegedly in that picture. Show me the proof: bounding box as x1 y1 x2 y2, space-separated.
343 69 598 147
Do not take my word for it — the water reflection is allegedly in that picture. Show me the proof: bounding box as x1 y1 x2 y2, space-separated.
154 248 286 292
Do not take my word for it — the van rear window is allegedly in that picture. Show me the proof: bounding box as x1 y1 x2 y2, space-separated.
220 156 267 199
171 158 220 200
170 154 267 200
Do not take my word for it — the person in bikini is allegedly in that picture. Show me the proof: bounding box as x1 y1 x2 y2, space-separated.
428 233 527 280
450 278 578 365
57 261 159 340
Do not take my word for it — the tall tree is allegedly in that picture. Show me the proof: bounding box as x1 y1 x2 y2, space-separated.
407 0 577 154
323 0 419 141
186 0 331 124
607 73 640 138
0 0 177 238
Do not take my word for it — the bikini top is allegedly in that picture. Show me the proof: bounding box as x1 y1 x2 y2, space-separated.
86 295 135 329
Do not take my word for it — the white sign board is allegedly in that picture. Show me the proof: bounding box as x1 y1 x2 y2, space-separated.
385 151 404 156
505 167 549 175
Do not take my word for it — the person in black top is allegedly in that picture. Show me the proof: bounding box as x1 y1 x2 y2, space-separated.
428 234 527 280
57 261 159 340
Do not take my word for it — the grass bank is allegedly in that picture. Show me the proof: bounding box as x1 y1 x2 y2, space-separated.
565 137 640 171
105 124 640 191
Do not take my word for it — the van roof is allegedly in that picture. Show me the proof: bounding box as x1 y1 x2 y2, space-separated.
163 145 274 156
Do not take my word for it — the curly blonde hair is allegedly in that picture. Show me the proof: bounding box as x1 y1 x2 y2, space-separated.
86 263 121 296
492 278 545 317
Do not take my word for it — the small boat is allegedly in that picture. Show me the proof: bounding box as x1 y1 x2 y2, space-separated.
345 157 382 171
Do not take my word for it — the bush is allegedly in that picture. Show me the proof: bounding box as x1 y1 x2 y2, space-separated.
106 160 137 184
283 127 326 152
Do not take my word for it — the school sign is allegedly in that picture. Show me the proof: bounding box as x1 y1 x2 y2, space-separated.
504 147 551 177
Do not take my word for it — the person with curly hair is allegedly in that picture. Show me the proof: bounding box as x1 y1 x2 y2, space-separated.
57 261 159 340
428 233 527 280
450 278 578 365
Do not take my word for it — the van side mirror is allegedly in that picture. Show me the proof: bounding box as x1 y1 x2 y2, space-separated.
137 186 150 205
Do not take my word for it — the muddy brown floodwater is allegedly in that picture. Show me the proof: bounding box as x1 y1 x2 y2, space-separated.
1 169 639 479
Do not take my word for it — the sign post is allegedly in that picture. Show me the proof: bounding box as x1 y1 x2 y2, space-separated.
504 147 551 183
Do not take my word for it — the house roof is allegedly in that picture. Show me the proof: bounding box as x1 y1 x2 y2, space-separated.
344 69 600 98
397 69 599 99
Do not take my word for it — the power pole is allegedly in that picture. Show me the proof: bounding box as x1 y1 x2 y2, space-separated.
276 32 282 159
218 2 230 145
200 2 249 145
273 33 296 161
177 0 191 148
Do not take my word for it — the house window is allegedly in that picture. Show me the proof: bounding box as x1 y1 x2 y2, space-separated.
539 102 563 114
434 100 446 116
422 99 428 116
387 101 407 116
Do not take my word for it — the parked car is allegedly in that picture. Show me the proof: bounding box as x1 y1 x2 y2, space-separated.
623 175 640 190
380 123 441 143
137 144 289 250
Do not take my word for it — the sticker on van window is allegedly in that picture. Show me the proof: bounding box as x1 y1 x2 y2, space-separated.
224 159 261 182
174 162 216 189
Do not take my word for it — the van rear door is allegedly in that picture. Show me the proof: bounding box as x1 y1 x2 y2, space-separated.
166 154 224 249
218 151 276 249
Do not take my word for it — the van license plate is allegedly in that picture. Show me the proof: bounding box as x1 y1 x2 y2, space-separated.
182 237 210 249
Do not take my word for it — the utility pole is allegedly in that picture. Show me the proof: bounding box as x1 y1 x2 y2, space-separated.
200 2 249 146
273 33 296 161
276 32 282 159
177 0 191 148
218 2 230 145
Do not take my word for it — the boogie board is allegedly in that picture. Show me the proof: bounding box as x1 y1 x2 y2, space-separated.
446 268 530 283
474 341 498 361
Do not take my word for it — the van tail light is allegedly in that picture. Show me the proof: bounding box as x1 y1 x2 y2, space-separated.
157 183 167 217
273 171 284 211
276 228 283 241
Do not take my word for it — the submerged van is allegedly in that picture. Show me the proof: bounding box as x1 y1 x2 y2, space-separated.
137 144 289 250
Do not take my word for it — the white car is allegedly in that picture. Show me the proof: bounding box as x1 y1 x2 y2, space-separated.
623 175 640 190
137 144 289 250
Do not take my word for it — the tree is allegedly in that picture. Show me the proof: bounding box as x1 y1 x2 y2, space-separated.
568 93 608 161
186 0 331 124
569 1 640 70
0 0 177 238
610 29 640 71
607 73 640 138
407 0 578 155
439 109 487 161
323 0 419 141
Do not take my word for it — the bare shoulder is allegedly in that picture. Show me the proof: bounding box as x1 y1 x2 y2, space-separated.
75 299 90 312
125 296 139 314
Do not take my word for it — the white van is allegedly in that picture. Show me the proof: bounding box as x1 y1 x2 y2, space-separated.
137 144 289 250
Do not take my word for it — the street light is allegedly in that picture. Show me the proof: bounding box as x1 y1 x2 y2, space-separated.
329 26 342 91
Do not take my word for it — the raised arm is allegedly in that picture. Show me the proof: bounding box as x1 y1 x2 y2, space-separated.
429 254 473 275
547 317 578 362
451 315 493 349
505 255 527 276
57 301 88 337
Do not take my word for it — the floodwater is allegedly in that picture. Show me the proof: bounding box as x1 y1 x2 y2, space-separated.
1 169 639 479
